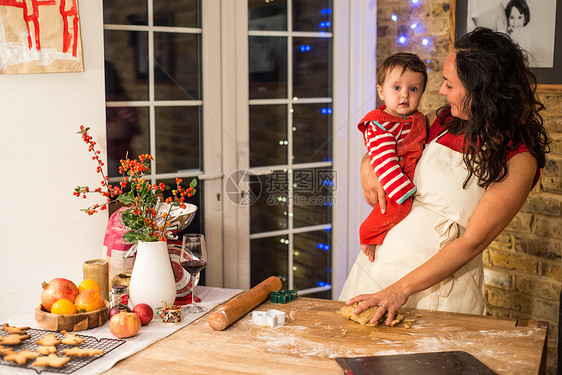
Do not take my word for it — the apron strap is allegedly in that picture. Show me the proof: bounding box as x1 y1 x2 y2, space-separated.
427 217 485 312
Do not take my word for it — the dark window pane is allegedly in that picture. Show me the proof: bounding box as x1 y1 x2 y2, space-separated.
106 106 149 177
293 37 332 98
292 167 333 228
248 0 287 31
104 0 147 25
292 103 332 163
154 33 201 100
250 174 288 233
153 0 200 28
293 0 332 32
155 106 201 173
249 36 287 99
251 236 289 289
250 105 287 167
104 31 149 101
293 230 331 297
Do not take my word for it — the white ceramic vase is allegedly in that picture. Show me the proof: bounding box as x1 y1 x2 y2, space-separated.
128 241 176 312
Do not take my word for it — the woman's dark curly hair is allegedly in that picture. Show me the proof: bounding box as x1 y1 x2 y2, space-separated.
444 27 550 188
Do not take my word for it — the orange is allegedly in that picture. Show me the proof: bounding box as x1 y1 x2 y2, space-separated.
74 290 105 313
50 299 77 315
78 279 100 293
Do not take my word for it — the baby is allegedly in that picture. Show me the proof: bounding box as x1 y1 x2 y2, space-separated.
358 52 428 261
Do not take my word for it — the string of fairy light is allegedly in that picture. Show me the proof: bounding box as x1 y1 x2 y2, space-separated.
391 0 432 71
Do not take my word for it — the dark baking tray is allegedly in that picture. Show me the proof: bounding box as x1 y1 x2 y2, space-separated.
336 351 497 375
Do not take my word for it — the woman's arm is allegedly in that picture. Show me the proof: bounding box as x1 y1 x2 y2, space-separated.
347 151 537 325
360 153 387 213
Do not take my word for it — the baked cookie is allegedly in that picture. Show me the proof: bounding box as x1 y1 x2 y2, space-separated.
0 334 30 345
36 345 57 355
2 323 30 335
32 353 70 368
3 350 40 365
0 345 15 356
60 330 84 345
62 347 104 357
36 333 61 346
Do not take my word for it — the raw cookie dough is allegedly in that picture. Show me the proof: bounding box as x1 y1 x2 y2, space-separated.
338 302 404 327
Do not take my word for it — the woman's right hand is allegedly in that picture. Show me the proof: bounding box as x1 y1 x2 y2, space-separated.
360 153 387 213
345 282 409 326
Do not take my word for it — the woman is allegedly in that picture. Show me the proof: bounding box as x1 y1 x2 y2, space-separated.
339 27 550 325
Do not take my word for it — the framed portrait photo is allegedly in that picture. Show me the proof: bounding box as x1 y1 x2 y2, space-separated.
451 0 562 92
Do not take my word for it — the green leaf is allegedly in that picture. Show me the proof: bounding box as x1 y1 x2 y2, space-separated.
118 192 136 205
122 232 136 244
121 210 145 230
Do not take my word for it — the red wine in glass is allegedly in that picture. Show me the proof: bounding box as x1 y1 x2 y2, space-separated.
181 234 208 313
181 260 207 275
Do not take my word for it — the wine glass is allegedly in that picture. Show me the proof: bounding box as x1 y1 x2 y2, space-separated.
180 233 208 313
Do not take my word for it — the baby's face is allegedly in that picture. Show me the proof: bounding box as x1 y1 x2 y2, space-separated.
377 67 424 117
509 7 525 32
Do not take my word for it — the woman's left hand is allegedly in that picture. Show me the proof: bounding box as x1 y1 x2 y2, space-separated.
345 284 408 326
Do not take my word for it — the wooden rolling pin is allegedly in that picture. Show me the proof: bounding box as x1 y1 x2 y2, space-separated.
208 276 282 331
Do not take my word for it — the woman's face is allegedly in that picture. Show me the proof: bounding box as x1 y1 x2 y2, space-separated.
439 51 470 120
508 7 525 32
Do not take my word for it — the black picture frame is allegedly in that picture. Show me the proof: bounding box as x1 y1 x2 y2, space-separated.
452 0 562 91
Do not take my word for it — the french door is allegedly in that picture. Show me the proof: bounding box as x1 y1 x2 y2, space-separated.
103 0 375 299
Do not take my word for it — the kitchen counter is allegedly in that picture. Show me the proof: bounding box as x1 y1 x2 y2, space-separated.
103 296 548 375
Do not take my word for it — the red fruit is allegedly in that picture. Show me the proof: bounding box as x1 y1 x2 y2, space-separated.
109 304 132 320
41 278 79 312
109 312 141 338
132 303 154 326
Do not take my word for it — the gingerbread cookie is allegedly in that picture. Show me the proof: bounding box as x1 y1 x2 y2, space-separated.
36 333 61 346
62 347 104 357
2 323 30 335
60 330 84 345
32 353 70 368
36 345 57 355
0 334 30 345
3 350 40 365
0 345 14 356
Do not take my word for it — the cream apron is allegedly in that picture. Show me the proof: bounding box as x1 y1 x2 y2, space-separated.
339 134 486 314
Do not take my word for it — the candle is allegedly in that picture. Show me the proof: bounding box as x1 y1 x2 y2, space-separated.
83 259 109 301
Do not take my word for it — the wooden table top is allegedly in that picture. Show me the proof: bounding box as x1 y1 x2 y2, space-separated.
103 297 548 375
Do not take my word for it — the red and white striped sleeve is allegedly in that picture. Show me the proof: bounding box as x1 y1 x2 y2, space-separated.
363 121 416 204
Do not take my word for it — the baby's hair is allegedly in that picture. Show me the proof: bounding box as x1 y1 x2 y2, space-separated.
505 0 530 27
377 52 428 92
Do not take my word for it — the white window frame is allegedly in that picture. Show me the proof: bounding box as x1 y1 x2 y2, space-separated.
219 0 377 297
103 1 225 287
103 0 376 295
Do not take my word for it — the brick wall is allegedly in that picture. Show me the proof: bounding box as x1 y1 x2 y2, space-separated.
376 1 562 373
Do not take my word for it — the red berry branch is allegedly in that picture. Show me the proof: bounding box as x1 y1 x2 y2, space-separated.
74 125 197 243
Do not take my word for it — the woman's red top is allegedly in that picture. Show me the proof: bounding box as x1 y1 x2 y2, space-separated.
427 107 540 187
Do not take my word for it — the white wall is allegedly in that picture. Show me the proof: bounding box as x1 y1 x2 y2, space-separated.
0 1 107 321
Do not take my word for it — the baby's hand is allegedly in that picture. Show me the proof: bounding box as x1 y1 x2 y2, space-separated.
361 244 376 262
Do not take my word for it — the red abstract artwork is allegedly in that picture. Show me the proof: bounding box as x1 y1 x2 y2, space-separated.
0 0 83 74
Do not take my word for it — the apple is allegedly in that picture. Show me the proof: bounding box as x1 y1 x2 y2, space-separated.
109 304 132 320
109 311 141 338
133 303 154 326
